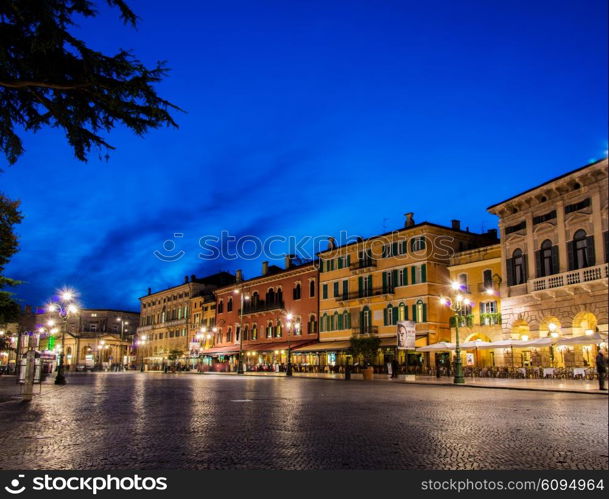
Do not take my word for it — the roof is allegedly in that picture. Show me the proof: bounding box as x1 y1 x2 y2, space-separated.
139 271 236 300
487 158 607 211
214 260 317 293
317 221 498 255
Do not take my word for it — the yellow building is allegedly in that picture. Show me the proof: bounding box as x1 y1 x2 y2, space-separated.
447 244 505 367
308 214 498 372
188 292 217 355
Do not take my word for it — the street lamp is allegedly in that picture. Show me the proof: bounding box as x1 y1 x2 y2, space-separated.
285 313 298 377
234 288 250 375
137 335 147 372
115 317 130 370
46 288 79 385
440 281 473 385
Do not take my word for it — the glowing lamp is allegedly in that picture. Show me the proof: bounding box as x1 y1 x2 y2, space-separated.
451 282 461 291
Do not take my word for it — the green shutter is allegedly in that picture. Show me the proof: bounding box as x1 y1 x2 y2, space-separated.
423 303 427 322
404 305 408 320
333 282 339 297
358 276 363 297
346 255 351 266
421 264 427 283
411 266 416 284
403 268 408 286
392 269 398 290
401 240 407 254
322 284 328 299
392 242 398 256
392 306 398 324
367 275 373 292
383 307 388 326
343 279 349 298
382 272 387 293
412 305 417 322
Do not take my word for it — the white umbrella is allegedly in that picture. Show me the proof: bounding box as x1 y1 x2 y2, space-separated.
557 331 608 346
416 342 455 352
522 337 554 347
460 340 492 349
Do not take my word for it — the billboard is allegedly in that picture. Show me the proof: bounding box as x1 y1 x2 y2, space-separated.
397 320 416 350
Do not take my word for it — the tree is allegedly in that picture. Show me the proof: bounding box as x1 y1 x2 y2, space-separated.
0 0 180 165
349 335 381 368
0 194 22 324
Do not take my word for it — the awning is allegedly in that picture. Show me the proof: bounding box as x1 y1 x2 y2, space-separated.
417 342 455 352
244 340 314 353
201 345 240 356
557 331 608 346
292 341 352 353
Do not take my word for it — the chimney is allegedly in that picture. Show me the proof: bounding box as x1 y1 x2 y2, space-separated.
404 212 415 228
190 274 196 282
148 287 152 295
487 228 498 239
284 254 295 269
236 269 243 282
327 237 336 250
184 275 189 283
451 219 461 231
261 261 269 276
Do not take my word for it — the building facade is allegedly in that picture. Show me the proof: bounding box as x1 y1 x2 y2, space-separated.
487 158 608 368
307 214 498 372
36 308 139 370
205 257 319 372
136 272 235 369
447 244 504 367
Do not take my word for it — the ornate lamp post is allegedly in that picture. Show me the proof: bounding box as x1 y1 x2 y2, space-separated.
46 289 79 385
115 317 129 369
285 313 299 377
137 335 147 372
440 281 473 385
235 288 250 375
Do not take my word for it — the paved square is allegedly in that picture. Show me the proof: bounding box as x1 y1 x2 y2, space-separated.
0 373 606 470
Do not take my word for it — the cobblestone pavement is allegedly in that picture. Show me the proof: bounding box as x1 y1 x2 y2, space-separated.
0 372 606 470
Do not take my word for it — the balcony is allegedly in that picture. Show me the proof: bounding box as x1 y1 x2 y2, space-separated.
353 326 379 336
240 300 285 315
335 288 395 303
528 263 608 294
349 259 377 273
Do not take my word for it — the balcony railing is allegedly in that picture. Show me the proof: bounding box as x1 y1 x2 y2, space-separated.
240 300 285 315
336 287 395 301
349 259 377 271
528 263 608 293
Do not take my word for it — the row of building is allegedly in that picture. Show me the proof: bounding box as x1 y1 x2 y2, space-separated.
133 158 608 373
4 158 604 374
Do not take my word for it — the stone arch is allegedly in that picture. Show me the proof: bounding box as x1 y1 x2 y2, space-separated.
511 319 530 338
572 311 598 335
539 316 561 337
464 332 493 342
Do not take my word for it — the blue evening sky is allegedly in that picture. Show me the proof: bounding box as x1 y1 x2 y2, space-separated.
1 0 607 311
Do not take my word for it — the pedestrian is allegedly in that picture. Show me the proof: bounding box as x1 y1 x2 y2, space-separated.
596 350 607 390
391 358 399 379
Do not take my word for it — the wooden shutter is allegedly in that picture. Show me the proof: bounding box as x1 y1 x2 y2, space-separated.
535 250 543 278
551 246 559 275
392 242 398 256
604 231 609 263
333 282 339 297
421 264 427 283
392 306 398 324
383 307 388 326
567 241 576 270
367 275 373 292
506 258 514 286
422 303 427 322
411 266 416 284
392 269 398 290
412 305 417 322
401 240 407 254
342 279 348 298
346 255 351 266
523 255 528 282
382 272 387 293
586 236 595 267
322 284 328 299
403 268 408 285
358 276 363 297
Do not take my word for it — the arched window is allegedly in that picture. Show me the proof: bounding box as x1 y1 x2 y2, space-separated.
343 310 350 330
569 229 594 270
537 239 557 277
293 283 301 300
482 269 493 289
266 288 276 304
293 319 302 336
275 320 282 337
276 288 283 305
415 299 427 323
217 300 223 314
309 280 316 297
360 306 372 334
243 326 249 341
411 236 426 252
320 313 328 332
252 292 259 307
227 298 233 312
458 273 468 291
510 249 526 285
308 314 317 334
226 327 232 343
266 322 273 338
251 324 257 340
335 312 341 330
398 302 407 321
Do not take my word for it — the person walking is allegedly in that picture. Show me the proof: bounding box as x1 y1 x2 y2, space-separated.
596 350 607 390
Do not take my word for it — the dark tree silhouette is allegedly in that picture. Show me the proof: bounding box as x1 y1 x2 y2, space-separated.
0 0 180 165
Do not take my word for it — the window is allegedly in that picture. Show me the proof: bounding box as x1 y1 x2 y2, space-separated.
533 210 557 225
411 236 426 252
398 302 407 321
266 323 273 338
358 275 372 297
505 221 526 235
218 301 223 314
536 239 558 277
342 311 350 330
293 283 301 300
342 279 349 299
483 269 493 289
565 198 591 214
275 320 282 337
226 328 232 343
480 301 499 325
569 229 595 270
384 305 398 326
507 248 527 285
251 324 257 340
333 281 340 298
308 314 317 334
413 300 427 323
322 284 328 299
309 280 316 297
89 323 97 332
411 264 426 284
458 273 468 291
227 298 233 312
360 307 372 334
